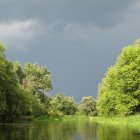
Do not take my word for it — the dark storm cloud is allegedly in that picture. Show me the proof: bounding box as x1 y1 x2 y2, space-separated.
1 0 140 100
0 0 138 27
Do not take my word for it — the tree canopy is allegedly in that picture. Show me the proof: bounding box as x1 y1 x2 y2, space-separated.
49 93 77 117
78 96 97 116
97 40 140 116
0 43 53 122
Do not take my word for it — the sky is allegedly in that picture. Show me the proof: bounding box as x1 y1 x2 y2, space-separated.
0 0 140 101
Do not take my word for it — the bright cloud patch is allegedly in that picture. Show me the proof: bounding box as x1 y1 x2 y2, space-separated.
0 19 41 50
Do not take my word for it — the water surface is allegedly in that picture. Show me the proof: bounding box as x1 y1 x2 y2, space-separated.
0 120 140 140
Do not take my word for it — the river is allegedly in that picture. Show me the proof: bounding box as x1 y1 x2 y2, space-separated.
0 120 140 140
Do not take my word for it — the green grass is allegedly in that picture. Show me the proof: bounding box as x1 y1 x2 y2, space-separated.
35 114 140 128
14 114 140 130
91 114 140 129
61 115 89 121
34 115 89 123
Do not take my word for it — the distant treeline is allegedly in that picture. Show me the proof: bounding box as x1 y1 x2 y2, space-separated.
1 39 140 123
0 43 97 123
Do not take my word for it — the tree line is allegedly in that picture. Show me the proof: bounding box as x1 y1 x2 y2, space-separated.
0 42 97 123
1 39 140 123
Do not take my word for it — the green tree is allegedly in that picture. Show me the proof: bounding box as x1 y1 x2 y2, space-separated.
0 42 53 122
13 62 53 117
0 42 7 116
97 40 140 116
0 42 29 122
50 93 77 117
23 63 52 92
78 96 97 116
13 61 24 85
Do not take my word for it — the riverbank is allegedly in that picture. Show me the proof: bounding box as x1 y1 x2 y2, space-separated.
0 115 89 126
28 114 140 129
91 114 140 129
34 115 89 122
1 114 140 129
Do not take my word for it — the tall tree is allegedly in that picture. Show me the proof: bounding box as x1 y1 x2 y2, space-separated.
97 40 140 116
0 42 53 122
21 63 52 94
0 42 27 122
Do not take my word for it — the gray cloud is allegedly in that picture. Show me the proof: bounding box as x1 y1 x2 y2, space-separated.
0 0 138 27
1 0 140 100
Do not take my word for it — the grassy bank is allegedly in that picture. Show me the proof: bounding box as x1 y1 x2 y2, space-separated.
35 115 89 122
35 114 140 128
91 115 140 128
2 114 140 129
0 115 89 126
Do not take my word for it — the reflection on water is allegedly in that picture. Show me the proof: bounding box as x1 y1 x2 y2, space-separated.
0 119 140 140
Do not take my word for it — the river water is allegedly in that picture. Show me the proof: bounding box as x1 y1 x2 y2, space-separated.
0 120 140 140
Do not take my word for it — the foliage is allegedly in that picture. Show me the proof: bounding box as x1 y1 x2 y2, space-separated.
0 43 21 122
49 93 77 117
22 63 52 93
13 62 53 117
78 96 97 116
97 40 140 116
0 42 52 122
0 41 98 123
93 114 140 129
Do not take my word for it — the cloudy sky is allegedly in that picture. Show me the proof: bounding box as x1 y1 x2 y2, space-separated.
0 0 140 100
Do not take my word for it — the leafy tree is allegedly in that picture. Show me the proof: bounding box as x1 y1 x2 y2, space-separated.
13 62 53 117
0 43 7 115
0 43 27 122
50 93 77 117
13 61 24 85
3 87 32 122
78 96 97 116
0 42 53 122
0 91 6 119
97 40 140 116
23 63 52 93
